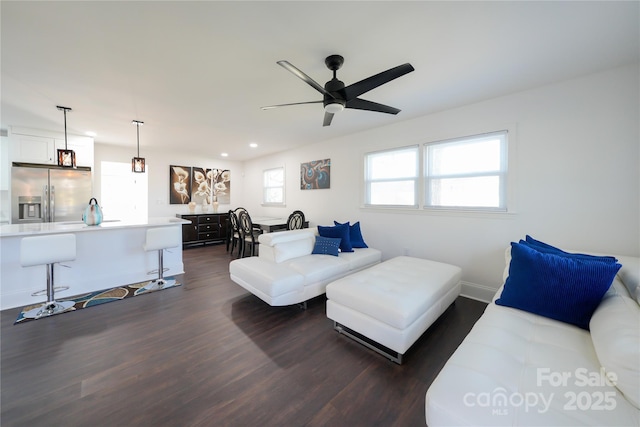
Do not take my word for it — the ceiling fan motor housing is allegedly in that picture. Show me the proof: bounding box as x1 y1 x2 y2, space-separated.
323 78 346 111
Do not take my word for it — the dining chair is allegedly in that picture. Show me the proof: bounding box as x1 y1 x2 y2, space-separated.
286 210 306 230
238 210 262 257
228 210 242 257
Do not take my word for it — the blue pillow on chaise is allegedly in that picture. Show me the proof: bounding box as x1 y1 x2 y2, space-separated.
317 223 353 252
333 221 368 248
523 235 618 263
311 236 341 256
496 241 621 330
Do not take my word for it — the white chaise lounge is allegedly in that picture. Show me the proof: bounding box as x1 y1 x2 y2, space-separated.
229 229 381 307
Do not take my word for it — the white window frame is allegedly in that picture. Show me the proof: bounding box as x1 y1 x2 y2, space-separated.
424 130 508 212
262 166 285 206
363 145 419 208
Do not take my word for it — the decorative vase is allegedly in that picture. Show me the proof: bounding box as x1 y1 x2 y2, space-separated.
213 201 219 213
188 201 196 213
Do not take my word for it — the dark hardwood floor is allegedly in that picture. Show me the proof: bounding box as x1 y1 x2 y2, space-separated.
1 244 487 427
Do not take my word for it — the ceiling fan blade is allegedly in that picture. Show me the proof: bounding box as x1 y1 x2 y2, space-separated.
277 60 335 99
343 63 414 101
261 100 323 110
323 112 334 127
346 98 401 115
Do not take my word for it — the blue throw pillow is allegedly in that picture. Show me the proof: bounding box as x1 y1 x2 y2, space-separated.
318 223 353 252
496 242 621 330
312 236 341 256
523 235 618 263
334 221 368 248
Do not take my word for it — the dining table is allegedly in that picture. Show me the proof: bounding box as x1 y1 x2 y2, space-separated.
251 216 309 233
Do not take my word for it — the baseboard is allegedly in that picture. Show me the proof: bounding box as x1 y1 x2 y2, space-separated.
459 281 497 303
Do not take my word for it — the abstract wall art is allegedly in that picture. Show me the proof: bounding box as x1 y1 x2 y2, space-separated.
301 158 331 190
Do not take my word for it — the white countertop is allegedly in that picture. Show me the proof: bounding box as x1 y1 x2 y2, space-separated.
0 217 190 237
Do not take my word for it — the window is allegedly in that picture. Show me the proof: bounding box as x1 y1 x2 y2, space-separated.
425 131 507 210
263 167 285 205
364 146 419 207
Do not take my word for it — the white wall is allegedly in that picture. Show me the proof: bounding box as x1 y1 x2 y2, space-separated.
93 143 243 218
239 64 640 299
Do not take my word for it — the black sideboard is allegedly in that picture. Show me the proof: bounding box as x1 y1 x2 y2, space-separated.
176 213 228 247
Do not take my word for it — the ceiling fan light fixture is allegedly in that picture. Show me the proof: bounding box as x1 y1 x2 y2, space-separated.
324 103 344 114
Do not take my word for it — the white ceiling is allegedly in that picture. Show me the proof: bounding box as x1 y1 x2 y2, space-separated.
2 1 638 161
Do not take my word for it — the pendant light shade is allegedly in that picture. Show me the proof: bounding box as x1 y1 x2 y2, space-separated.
132 120 145 173
56 106 76 168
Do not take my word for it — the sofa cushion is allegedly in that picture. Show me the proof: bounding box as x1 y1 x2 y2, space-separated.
283 255 349 286
229 257 304 298
590 293 640 409
272 235 315 263
496 242 621 330
312 236 341 256
337 248 382 271
334 221 368 248
258 229 315 246
318 223 353 252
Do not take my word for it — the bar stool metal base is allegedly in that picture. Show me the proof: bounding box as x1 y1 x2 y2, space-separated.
22 300 75 319
139 278 176 293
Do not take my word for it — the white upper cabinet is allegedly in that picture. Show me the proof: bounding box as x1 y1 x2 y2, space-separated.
9 127 94 168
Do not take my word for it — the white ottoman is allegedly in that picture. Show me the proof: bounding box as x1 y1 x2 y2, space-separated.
326 256 461 364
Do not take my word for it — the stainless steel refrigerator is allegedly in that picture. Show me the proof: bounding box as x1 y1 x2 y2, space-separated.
11 162 92 224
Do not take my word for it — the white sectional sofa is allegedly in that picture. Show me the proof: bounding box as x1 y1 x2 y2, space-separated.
425 243 640 426
229 229 381 307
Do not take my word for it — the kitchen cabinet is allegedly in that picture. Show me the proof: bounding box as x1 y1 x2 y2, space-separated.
177 213 228 247
9 127 94 168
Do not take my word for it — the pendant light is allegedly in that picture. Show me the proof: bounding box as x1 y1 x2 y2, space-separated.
131 120 145 173
56 106 76 168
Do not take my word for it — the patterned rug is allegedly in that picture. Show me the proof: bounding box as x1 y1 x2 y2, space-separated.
14 278 181 324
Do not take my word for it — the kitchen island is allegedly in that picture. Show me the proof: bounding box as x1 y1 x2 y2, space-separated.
0 217 190 310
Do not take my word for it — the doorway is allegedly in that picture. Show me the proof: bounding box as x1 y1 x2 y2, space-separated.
100 161 148 222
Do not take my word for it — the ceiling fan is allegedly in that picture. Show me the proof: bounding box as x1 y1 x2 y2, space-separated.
261 55 415 126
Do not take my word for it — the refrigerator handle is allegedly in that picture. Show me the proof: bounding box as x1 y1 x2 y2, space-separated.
50 185 55 222
43 185 49 222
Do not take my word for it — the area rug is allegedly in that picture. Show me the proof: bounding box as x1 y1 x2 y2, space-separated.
14 278 181 324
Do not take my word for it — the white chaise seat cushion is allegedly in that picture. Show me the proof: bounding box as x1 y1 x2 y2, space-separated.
327 256 461 330
283 255 349 286
335 248 383 271
229 256 304 298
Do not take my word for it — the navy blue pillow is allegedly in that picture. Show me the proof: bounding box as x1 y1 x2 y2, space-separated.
317 223 353 252
523 235 618 263
496 242 621 330
333 221 368 248
312 236 341 256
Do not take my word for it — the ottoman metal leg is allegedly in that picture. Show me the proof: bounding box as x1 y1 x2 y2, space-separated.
334 322 403 364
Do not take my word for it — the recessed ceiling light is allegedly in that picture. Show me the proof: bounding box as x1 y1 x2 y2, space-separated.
85 131 97 137
249 143 258 148
221 152 229 157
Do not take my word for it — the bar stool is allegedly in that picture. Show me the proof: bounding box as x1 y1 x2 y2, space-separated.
20 233 76 319
140 226 181 292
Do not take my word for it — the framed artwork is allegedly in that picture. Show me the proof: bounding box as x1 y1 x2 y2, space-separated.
171 165 231 205
211 168 231 204
191 167 212 205
301 159 330 189
170 165 191 204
